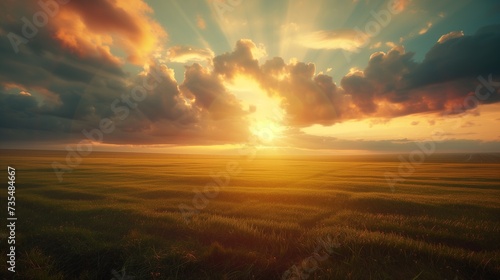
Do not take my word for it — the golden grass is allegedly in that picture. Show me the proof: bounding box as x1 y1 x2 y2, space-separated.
0 150 499 279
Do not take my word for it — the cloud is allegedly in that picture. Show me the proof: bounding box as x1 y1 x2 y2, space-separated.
341 70 377 114
181 63 249 121
94 62 252 145
391 0 411 13
53 0 166 65
272 63 347 126
299 29 367 52
167 46 214 63
207 26 500 127
385 41 398 48
407 27 500 90
0 11 128 121
1 7 500 150
0 8 250 146
370 41 382 49
340 46 416 115
282 131 500 153
0 58 252 146
241 53 349 126
337 27 498 120
437 30 464 44
199 40 344 126
213 39 262 79
418 22 433 35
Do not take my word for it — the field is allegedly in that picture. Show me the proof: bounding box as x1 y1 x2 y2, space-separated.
0 150 499 279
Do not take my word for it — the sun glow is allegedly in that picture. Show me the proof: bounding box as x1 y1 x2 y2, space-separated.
225 75 287 145
250 119 286 144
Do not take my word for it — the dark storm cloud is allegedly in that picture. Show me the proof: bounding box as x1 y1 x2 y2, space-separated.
134 63 196 124
406 25 500 90
0 2 128 124
0 26 124 87
340 25 500 119
0 89 38 132
0 11 129 136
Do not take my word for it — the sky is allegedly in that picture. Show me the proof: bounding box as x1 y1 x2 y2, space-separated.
0 0 499 154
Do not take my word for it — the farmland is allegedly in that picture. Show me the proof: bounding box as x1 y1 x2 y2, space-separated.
0 150 499 279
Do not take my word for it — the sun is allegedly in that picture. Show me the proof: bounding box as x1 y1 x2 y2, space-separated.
225 75 287 145
250 119 286 144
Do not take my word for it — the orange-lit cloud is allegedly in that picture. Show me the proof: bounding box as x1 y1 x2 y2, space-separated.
418 22 433 35
1 0 500 151
53 0 166 65
437 31 464 44
167 46 214 63
213 39 263 79
299 29 367 52
181 63 250 121
391 0 411 13
213 30 500 127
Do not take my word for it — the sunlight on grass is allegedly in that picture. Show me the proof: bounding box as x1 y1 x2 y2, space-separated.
0 150 499 279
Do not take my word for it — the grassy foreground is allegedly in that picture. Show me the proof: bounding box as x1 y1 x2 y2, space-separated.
0 150 499 279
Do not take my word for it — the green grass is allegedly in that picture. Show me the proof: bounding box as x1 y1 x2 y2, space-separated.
0 150 499 279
